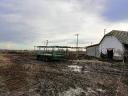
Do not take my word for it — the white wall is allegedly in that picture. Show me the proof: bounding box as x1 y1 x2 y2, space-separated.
99 36 124 59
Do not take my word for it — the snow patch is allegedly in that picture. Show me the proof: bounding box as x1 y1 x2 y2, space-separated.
68 65 82 72
59 87 85 96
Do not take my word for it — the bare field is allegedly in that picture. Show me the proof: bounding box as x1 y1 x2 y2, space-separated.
0 53 128 96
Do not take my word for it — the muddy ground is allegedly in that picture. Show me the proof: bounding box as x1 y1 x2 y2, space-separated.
0 53 128 96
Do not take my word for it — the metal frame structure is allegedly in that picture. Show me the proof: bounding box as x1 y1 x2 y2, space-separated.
35 46 84 61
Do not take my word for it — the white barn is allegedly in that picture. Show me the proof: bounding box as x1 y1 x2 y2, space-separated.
86 30 128 60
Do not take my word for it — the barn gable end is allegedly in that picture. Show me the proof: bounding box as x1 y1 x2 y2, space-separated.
86 30 128 60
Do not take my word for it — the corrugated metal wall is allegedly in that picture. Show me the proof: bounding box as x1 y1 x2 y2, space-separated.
86 45 100 58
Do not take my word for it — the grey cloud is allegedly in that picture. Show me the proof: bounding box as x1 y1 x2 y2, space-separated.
0 0 105 48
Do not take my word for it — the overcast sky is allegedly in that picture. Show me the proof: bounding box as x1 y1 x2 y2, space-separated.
0 0 128 49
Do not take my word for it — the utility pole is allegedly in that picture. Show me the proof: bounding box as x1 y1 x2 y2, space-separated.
75 34 79 59
91 42 92 45
42 40 49 51
104 29 106 36
34 46 36 51
46 40 48 47
32 41 35 51
46 40 48 52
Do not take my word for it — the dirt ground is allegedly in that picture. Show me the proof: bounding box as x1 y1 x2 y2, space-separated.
0 53 128 96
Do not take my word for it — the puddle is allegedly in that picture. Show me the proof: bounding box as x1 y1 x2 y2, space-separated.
60 87 99 96
68 65 82 72
84 71 90 73
68 65 89 73
87 87 96 94
59 87 85 96
96 88 106 93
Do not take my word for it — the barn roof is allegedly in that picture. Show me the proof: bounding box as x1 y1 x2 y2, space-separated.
86 30 128 48
35 46 84 49
86 44 99 48
105 30 128 44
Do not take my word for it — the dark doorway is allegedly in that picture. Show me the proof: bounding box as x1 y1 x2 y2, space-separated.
107 49 113 60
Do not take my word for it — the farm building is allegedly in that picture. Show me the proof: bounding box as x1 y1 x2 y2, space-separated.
86 44 100 58
86 30 128 60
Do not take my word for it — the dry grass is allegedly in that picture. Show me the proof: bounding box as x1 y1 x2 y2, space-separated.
0 53 127 96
